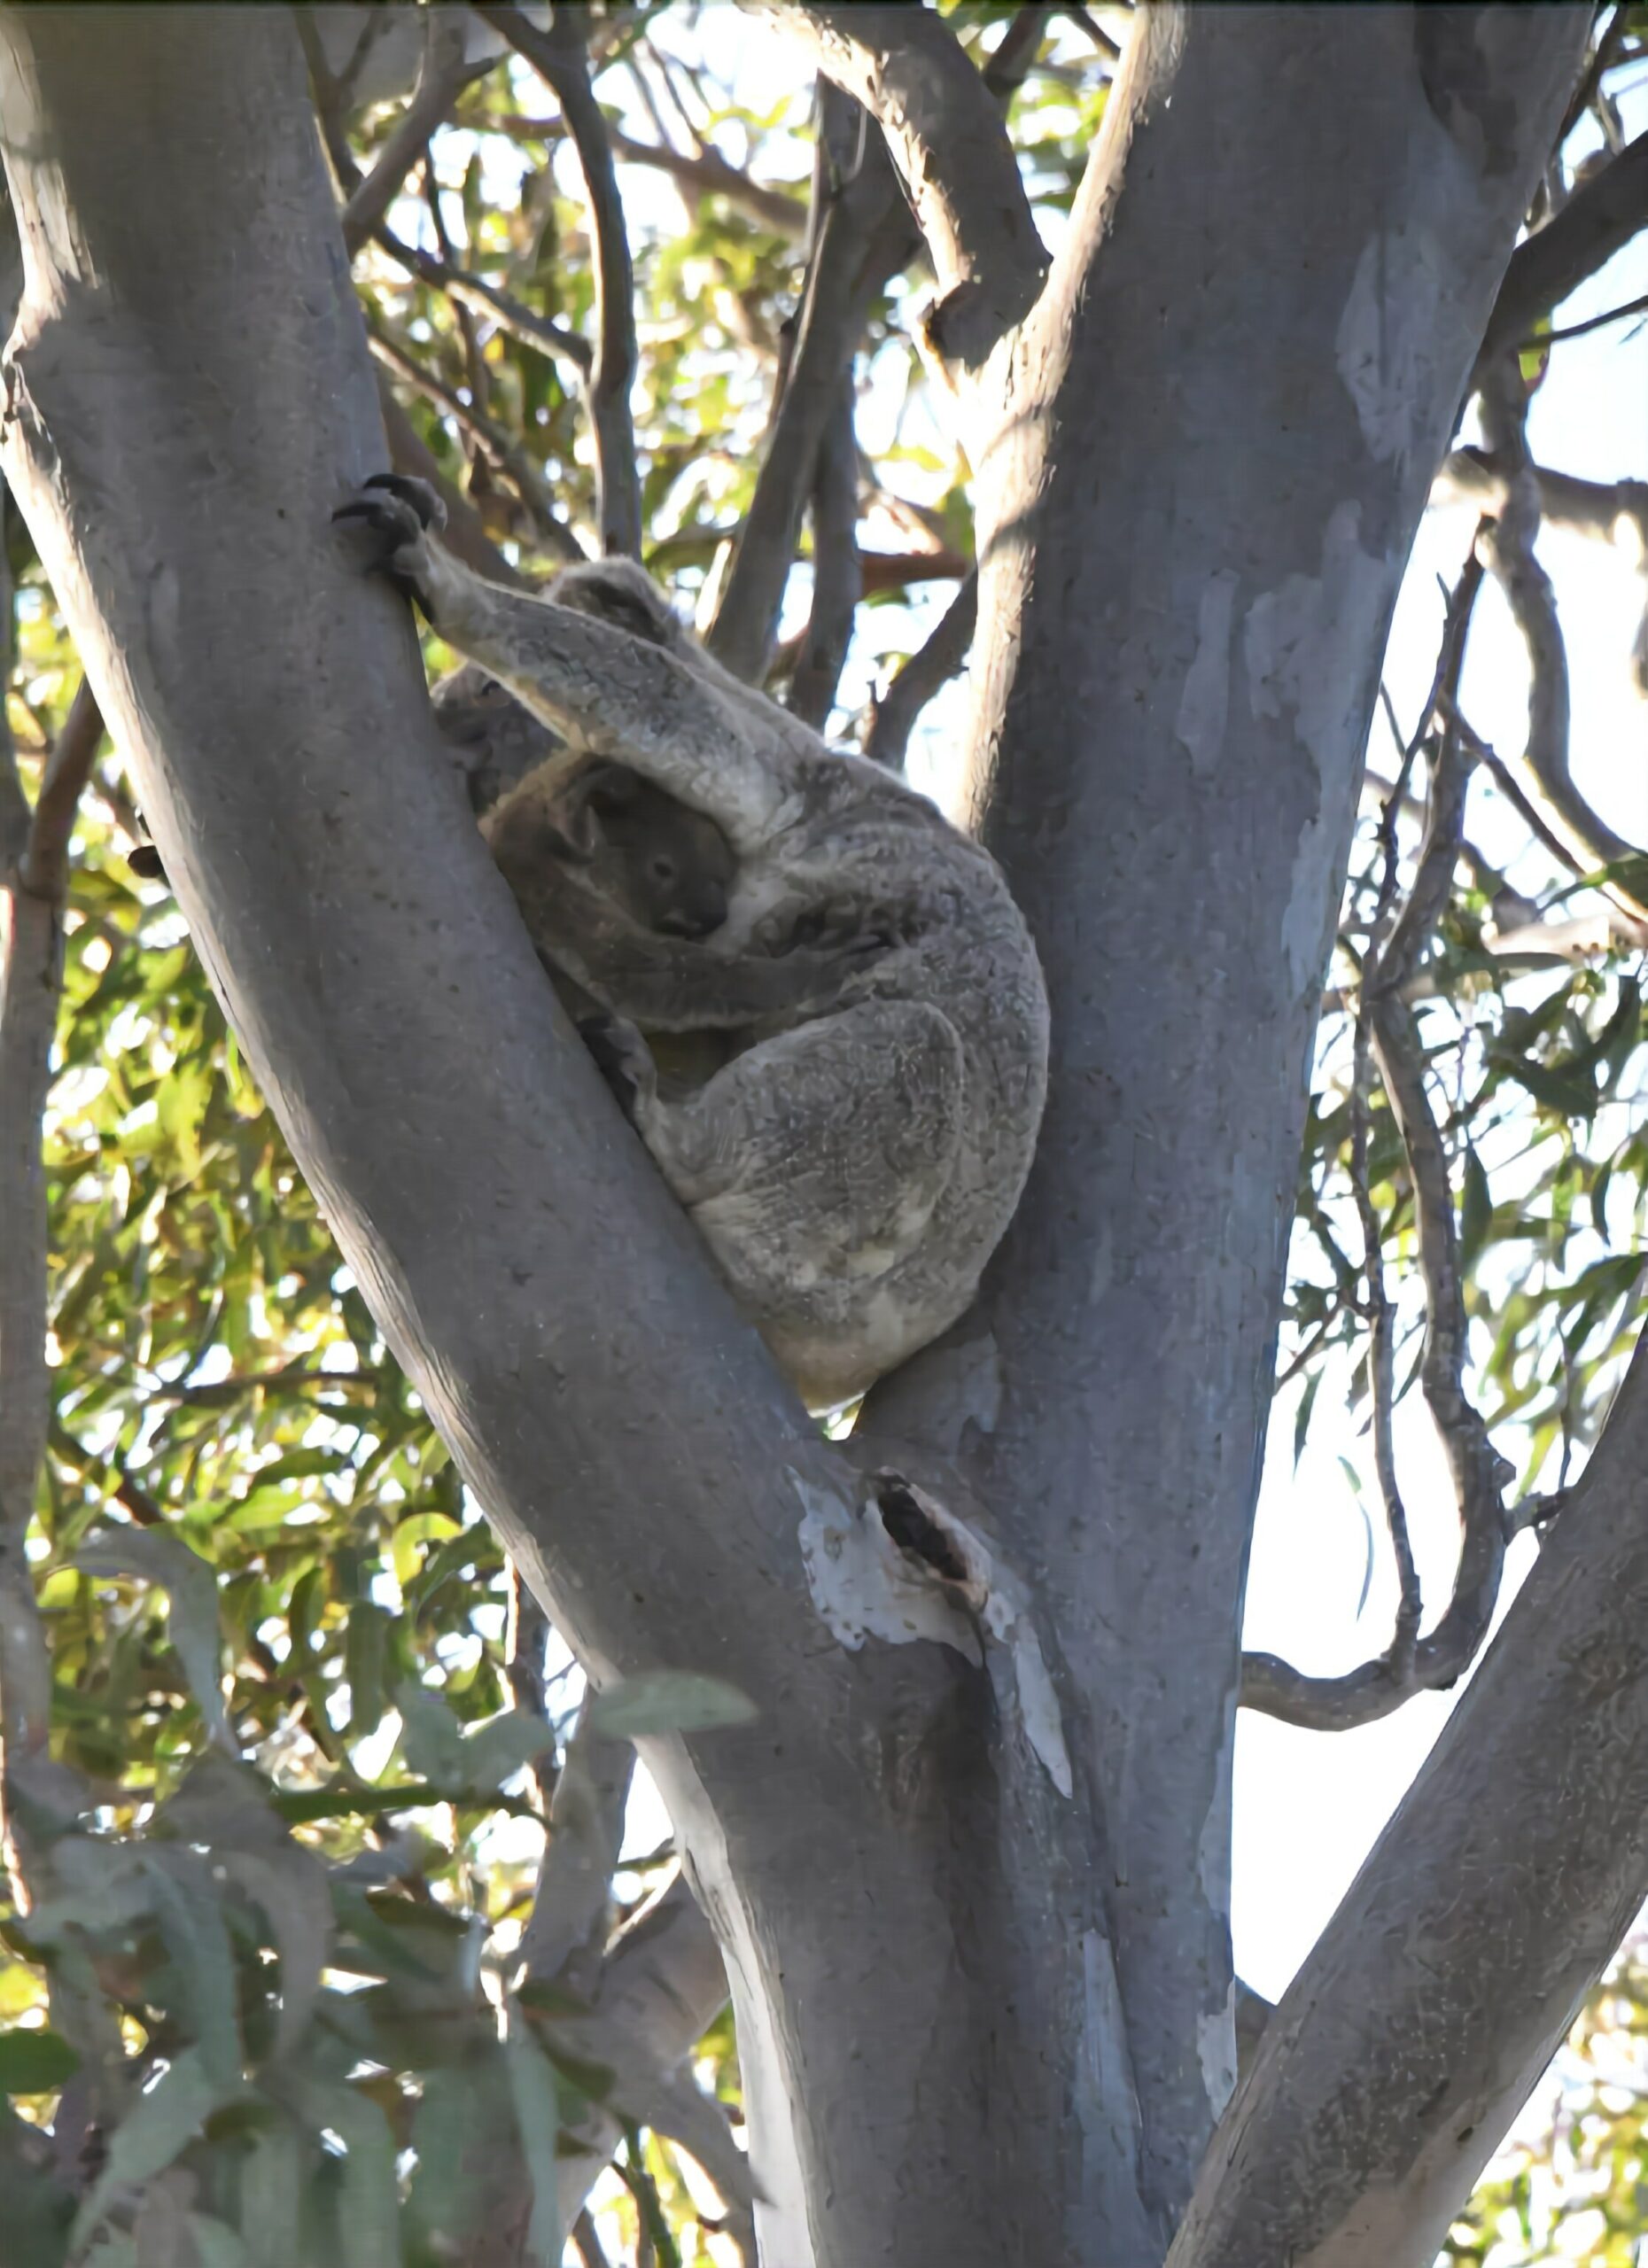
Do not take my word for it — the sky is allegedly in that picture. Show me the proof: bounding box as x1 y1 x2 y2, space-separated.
430 9 1648 2039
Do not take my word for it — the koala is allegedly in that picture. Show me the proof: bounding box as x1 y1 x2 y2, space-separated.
337 474 1050 1410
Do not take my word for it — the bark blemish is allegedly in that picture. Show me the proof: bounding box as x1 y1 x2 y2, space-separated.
1197 1984 1238 2120
791 1467 1074 1796
1243 501 1389 993
1335 226 1448 475
1175 570 1239 778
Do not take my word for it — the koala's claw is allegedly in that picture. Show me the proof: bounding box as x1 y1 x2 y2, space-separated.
334 475 447 603
332 470 447 537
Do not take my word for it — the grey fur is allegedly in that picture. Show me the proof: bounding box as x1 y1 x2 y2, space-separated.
338 478 1051 1409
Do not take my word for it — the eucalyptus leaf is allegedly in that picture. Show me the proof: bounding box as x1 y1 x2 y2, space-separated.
587 1673 759 1740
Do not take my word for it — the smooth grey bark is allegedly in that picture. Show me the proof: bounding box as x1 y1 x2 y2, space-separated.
862 1 1588 2242
0 8 1613 2268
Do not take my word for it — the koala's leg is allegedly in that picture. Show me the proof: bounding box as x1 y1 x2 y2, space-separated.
631 1001 967 1293
335 478 789 851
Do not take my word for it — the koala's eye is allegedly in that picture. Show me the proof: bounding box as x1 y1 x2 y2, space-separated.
649 855 678 883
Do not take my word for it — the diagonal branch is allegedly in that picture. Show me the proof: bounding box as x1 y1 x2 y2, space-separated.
1476 126 1648 377
339 12 501 256
478 4 641 557
1475 357 1644 874
372 222 592 378
865 568 977 770
739 1 1047 369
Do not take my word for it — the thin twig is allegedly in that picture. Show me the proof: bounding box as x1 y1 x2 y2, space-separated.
1522 285 1648 349
366 321 584 563
480 4 642 556
489 112 810 238
373 222 592 377
1244 548 1517 1729
865 569 978 769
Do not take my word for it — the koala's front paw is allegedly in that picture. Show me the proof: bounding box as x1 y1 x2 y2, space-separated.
577 1013 657 1121
333 473 447 609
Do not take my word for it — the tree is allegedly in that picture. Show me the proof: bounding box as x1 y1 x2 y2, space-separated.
0 4 1645 2264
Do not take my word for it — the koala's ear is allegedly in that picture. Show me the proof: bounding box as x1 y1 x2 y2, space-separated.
579 759 641 818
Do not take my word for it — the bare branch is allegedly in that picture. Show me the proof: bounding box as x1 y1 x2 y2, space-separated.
1243 553 1516 1731
865 569 978 769
709 86 919 680
339 12 499 255
786 380 860 728
1475 358 1644 873
372 221 592 377
479 4 642 556
1438 444 1648 544
19 677 103 902
740 1 1047 368
1476 126 1648 375
1059 6 1124 66
981 4 1057 99
491 112 810 238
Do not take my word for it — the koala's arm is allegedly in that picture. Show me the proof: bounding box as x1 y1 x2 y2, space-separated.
336 478 797 853
531 885 885 1033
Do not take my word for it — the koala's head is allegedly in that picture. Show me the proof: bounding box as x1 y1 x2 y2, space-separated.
576 762 735 937
483 760 734 941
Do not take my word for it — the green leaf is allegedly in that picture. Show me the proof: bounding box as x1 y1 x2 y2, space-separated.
73 2048 239 2256
0 2028 78 2094
504 2015 563 2268
78 1526 229 1747
587 1673 759 1740
346 1602 391 1742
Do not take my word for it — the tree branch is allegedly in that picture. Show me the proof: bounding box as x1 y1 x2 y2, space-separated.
1476 126 1648 377
0 22 1008 2252
372 221 593 379
479 3 642 556
1475 357 1644 874
739 1 1047 369
339 12 500 256
708 84 919 681
865 568 977 769
19 676 102 902
1170 1326 1648 2268
786 378 859 728
490 112 810 239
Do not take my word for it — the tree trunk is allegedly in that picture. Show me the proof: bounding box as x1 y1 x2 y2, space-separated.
863 1 1588 2247
0 8 1597 2266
